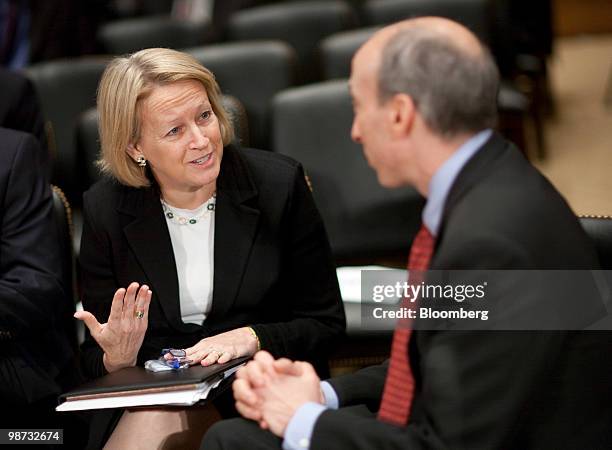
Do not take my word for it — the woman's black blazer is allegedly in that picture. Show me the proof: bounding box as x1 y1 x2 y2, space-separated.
79 145 345 378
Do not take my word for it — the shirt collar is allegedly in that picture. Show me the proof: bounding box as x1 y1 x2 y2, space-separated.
422 129 492 236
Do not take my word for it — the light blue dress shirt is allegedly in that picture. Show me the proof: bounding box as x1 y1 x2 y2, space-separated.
282 129 493 450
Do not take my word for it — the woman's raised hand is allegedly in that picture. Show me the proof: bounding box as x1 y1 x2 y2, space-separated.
75 282 152 373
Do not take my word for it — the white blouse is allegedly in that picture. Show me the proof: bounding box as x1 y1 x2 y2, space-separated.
161 196 215 324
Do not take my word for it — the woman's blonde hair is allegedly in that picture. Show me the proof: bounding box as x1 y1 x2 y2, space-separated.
96 48 234 187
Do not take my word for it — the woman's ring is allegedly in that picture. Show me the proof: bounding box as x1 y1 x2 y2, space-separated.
135 310 144 319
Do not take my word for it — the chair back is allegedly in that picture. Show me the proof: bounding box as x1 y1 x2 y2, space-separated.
273 80 424 263
362 0 493 44
98 15 213 54
26 58 109 205
580 216 612 270
227 1 357 82
75 108 101 190
187 41 296 149
319 27 379 79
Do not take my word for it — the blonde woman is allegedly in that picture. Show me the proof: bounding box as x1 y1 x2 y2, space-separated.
75 48 345 449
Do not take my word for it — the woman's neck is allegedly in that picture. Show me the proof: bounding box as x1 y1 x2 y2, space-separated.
160 185 216 210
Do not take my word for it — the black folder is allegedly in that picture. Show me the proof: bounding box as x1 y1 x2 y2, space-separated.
57 356 249 411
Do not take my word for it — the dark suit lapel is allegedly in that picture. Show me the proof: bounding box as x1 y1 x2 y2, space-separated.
119 186 190 332
209 145 260 321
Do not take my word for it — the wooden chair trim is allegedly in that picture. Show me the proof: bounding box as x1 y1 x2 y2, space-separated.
304 173 313 192
51 184 74 244
579 214 612 220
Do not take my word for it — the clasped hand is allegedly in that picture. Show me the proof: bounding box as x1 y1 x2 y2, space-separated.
75 282 152 373
232 351 324 438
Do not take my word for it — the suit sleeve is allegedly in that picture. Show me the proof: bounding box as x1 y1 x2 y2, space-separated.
309 237 567 449
327 361 388 412
0 133 65 337
249 164 346 364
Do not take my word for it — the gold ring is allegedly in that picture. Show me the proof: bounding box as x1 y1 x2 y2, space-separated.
135 310 144 319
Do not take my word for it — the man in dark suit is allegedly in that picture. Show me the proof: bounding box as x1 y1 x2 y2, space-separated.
0 127 86 446
201 17 612 449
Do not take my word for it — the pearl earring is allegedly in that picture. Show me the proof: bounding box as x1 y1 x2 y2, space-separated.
136 155 147 167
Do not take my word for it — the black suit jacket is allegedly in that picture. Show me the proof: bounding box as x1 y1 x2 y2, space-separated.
314 133 612 449
0 127 75 406
79 145 345 379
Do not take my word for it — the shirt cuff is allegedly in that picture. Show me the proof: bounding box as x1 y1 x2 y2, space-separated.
320 381 339 409
282 402 327 450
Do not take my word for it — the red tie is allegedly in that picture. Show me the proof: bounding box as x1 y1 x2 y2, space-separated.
378 224 435 426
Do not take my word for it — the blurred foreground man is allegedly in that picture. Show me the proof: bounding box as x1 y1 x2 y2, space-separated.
202 17 612 449
0 128 85 447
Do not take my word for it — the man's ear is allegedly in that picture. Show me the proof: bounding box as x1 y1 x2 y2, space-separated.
388 93 416 137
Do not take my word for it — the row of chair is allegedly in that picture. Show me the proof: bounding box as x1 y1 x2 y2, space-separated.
224 0 545 153
100 0 550 80
97 0 549 149
25 34 529 206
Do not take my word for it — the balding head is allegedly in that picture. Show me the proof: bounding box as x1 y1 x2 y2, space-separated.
393 17 484 55
354 17 499 139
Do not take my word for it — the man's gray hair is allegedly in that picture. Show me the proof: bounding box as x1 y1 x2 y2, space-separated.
378 26 499 138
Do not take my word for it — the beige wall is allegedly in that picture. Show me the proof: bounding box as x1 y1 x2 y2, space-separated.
554 0 612 35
